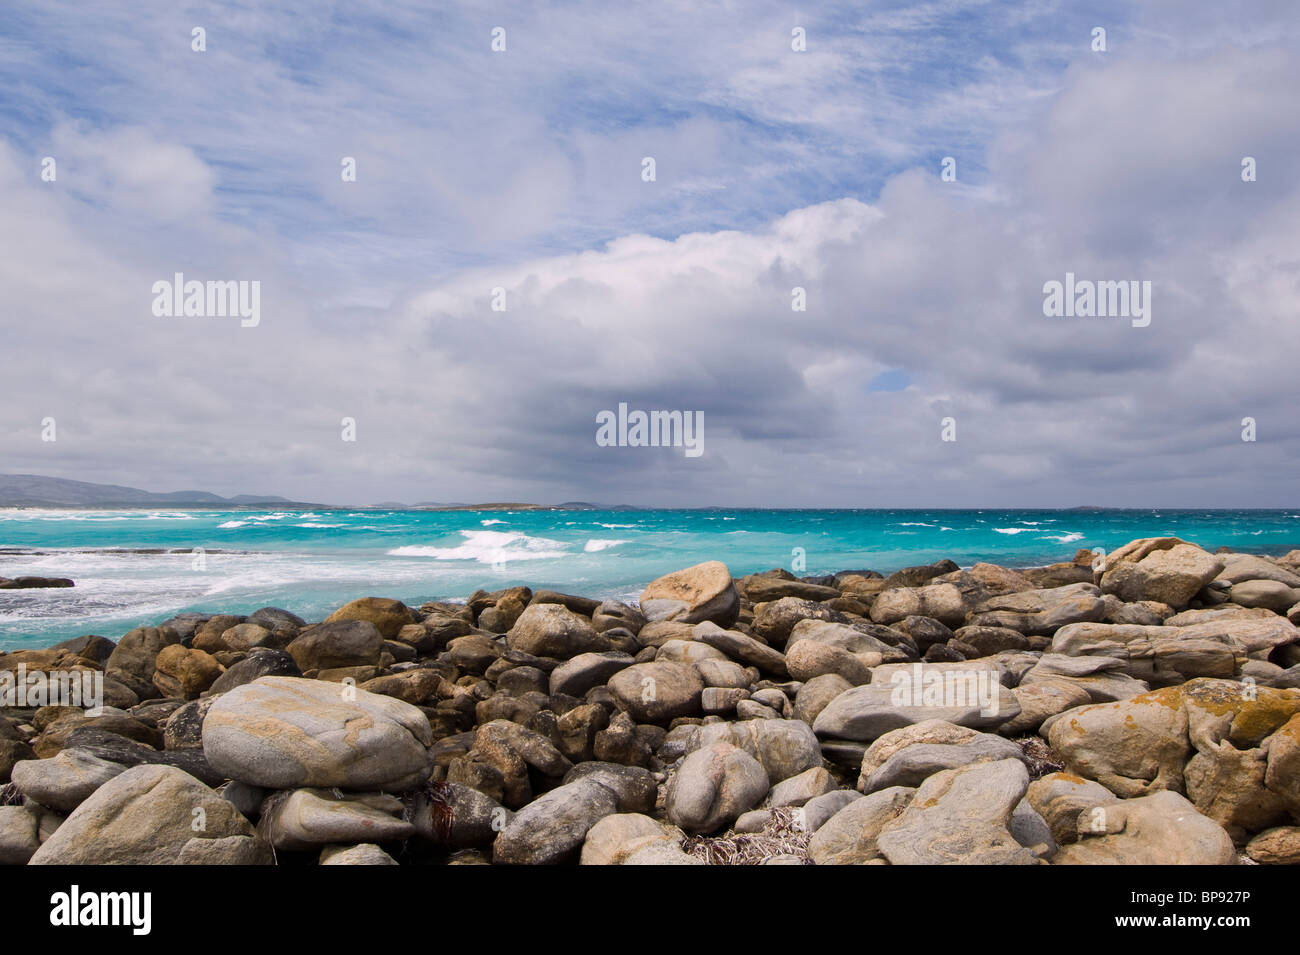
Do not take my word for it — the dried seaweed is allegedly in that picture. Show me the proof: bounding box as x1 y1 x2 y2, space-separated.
680 806 812 865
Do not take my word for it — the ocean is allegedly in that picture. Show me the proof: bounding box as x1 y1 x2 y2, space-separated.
2 507 1298 650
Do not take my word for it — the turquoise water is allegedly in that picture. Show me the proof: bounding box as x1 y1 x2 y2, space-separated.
2 507 1298 649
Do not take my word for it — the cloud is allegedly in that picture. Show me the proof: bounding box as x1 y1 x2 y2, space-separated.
0 0 1297 506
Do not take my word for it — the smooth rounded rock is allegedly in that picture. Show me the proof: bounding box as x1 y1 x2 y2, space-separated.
202 676 432 790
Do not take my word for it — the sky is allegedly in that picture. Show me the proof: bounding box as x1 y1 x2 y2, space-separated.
0 0 1297 508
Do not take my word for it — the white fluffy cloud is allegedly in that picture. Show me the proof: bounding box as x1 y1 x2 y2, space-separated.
0 1 1297 506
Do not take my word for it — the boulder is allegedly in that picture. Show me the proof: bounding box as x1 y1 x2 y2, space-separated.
320 843 399 865
11 747 128 812
1050 622 1244 685
29 764 269 864
325 597 415 638
690 718 822 782
807 786 913 865
549 651 636 697
0 805 45 864
492 776 623 864
580 813 685 865
208 649 301 694
287 620 385 671
999 680 1092 735
1051 790 1237 864
665 741 770 834
875 759 1037 865
813 665 1019 741
105 626 180 698
692 622 788 675
607 661 704 723
1021 654 1150 703
202 676 432 790
152 644 224 699
409 781 510 848
869 583 970 629
859 732 1027 794
1229 579 1300 613
506 603 609 658
258 788 415 851
1100 542 1224 609
750 598 848 645
639 561 740 628
741 575 841 603
1245 826 1300 865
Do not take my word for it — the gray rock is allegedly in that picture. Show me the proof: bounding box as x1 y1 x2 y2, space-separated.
506 603 610 659
548 651 636 697
258 788 414 851
622 841 706 865
202 676 432 790
1052 790 1237 865
580 813 684 865
0 805 43 865
287 619 385 671
1229 579 1300 613
799 789 862 833
794 673 853 726
176 833 275 864
562 762 658 813
859 734 1027 793
807 786 913 864
768 766 838 807
1009 797 1056 858
691 718 822 782
812 673 1020 742
59 727 225 786
666 741 770 834
410 782 510 848
639 561 740 628
1021 653 1150 703
10 747 128 812
607 661 704 723
208 649 301 694
493 776 622 864
875 759 1037 865
162 696 219 750
29 764 268 864
1100 542 1224 609
692 621 788 676
320 843 399 865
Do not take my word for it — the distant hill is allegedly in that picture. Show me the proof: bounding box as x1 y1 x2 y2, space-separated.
0 474 316 508
0 473 642 511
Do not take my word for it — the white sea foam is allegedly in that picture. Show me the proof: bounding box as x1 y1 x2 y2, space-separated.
896 522 937 527
218 521 247 529
994 527 1032 535
1042 532 1084 544
481 519 507 526
388 530 569 563
584 539 626 552
597 523 637 529
295 523 344 529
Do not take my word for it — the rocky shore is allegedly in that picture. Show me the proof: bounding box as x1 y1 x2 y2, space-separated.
3 536 1300 865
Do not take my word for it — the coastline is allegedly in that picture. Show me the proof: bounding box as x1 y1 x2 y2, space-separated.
5 506 1300 650
2 536 1299 865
